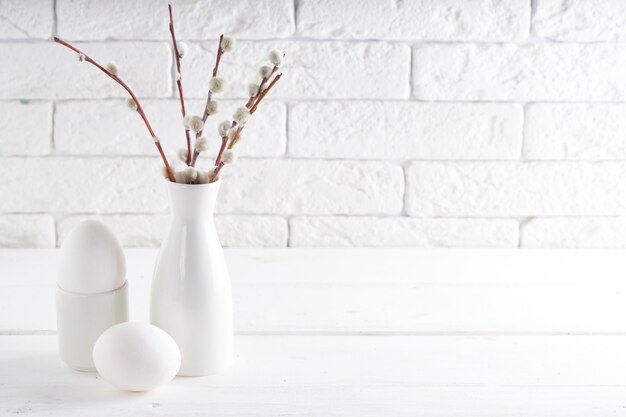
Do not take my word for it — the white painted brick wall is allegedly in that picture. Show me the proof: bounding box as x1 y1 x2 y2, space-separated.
290 217 519 248
181 41 410 99
521 218 626 248
217 160 404 215
0 0 54 39
525 104 626 160
406 162 626 217
0 215 55 248
534 0 626 42
297 0 530 41
55 100 286 157
0 102 52 155
413 44 626 101
56 0 295 40
289 102 523 159
0 157 165 213
1 0 626 248
0 42 172 99
57 215 287 247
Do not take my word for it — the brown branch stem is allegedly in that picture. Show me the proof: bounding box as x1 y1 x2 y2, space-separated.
214 136 229 167
201 91 212 124
246 65 277 109
209 161 224 183
213 34 224 77
190 150 200 167
53 36 176 182
168 4 191 165
228 74 281 151
197 35 224 138
250 73 282 113
226 126 244 150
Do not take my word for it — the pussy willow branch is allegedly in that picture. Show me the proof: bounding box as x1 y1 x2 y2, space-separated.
210 69 283 182
53 37 176 182
212 34 224 77
246 65 278 108
208 136 229 182
197 34 224 137
190 152 198 167
228 73 282 150
190 35 226 168
190 147 201 166
210 139 230 182
215 136 229 167
210 120 236 168
182 35 228 168
209 161 225 182
250 73 281 113
207 119 237 180
168 4 192 165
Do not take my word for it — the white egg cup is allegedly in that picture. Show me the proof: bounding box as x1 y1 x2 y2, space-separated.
56 282 128 371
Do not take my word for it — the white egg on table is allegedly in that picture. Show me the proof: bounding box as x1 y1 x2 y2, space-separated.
93 322 181 391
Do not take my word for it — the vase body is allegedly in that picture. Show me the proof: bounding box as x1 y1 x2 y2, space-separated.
151 180 233 376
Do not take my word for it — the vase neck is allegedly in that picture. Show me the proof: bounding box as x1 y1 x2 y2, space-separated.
166 180 220 219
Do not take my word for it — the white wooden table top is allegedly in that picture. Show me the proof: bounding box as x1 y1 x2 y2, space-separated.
2 248 626 416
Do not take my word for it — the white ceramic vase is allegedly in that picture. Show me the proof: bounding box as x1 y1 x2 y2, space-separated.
150 180 233 376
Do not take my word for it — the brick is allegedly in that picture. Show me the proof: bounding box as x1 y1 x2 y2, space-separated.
521 218 626 248
58 214 287 247
289 102 522 159
215 215 287 247
0 42 171 99
182 41 410 99
0 101 52 155
0 0 53 39
57 0 294 40
290 216 518 247
413 44 626 101
0 157 166 213
0 215 55 248
535 0 626 41
406 162 626 216
297 0 529 41
55 100 285 157
0 157 402 215
217 159 404 215
526 104 626 160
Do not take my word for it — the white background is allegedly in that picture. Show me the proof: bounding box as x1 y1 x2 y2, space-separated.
2 0 626 249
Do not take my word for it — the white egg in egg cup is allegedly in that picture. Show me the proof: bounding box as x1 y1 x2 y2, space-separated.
56 219 129 371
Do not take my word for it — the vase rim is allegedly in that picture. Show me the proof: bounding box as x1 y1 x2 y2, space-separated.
162 178 221 189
